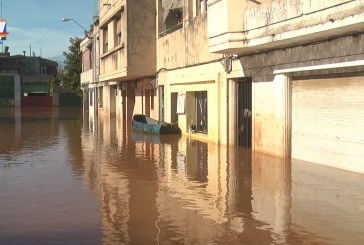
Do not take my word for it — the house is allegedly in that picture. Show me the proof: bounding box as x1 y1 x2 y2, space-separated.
82 0 364 174
206 0 364 173
0 51 58 108
81 0 157 127
0 50 21 108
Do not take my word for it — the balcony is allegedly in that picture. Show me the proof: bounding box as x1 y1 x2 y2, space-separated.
208 0 364 55
81 69 93 87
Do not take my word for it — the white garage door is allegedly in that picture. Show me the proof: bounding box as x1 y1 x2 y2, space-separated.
292 76 364 173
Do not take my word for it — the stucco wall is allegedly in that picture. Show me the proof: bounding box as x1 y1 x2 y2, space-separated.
127 0 156 77
99 0 155 82
234 33 364 156
161 61 227 144
208 0 364 54
157 14 221 70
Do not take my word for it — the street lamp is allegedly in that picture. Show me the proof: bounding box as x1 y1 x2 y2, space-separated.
62 18 93 39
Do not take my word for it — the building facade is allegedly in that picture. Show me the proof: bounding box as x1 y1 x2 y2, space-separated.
81 0 157 129
0 52 58 108
82 0 364 174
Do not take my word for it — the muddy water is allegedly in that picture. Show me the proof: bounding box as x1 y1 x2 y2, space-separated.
0 108 364 245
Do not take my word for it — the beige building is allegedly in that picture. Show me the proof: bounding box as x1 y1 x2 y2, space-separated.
81 0 157 127
81 0 364 174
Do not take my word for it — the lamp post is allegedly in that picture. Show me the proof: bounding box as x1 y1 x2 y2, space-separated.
62 18 93 39
62 17 99 119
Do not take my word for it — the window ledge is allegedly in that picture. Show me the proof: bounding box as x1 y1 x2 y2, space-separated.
101 42 125 59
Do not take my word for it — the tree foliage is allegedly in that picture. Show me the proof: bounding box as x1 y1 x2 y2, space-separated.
62 37 82 97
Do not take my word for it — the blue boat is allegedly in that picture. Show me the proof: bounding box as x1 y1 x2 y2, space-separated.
131 114 181 135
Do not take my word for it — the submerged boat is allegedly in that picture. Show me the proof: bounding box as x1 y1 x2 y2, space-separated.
131 114 181 135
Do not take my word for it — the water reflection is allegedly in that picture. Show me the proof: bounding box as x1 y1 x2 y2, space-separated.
82 115 364 245
0 108 101 245
1 109 363 244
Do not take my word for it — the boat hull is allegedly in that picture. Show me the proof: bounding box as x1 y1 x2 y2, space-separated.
131 114 181 135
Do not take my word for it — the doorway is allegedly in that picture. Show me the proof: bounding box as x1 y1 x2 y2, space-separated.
159 86 165 122
171 92 178 123
237 78 252 148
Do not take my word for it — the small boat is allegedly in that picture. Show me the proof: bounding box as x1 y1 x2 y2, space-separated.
131 114 181 135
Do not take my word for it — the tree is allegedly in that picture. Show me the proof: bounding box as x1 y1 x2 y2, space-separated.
62 37 82 97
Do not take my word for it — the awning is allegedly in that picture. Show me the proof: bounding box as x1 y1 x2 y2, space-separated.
162 0 183 22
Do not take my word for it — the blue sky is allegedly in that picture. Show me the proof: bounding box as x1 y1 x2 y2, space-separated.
2 0 96 63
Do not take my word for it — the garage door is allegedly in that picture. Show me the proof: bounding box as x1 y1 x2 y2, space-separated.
292 76 364 173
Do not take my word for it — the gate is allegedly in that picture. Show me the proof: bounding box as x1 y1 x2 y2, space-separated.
22 95 53 107
237 79 252 148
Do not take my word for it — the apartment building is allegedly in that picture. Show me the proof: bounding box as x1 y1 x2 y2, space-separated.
81 0 156 127
81 0 364 174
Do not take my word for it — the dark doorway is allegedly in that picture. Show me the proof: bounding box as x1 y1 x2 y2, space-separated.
237 78 252 148
171 92 178 123
159 86 165 122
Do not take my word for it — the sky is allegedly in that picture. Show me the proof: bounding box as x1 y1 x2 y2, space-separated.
1 0 96 63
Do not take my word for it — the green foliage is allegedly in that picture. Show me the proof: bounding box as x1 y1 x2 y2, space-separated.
48 76 59 96
0 99 15 108
62 37 82 97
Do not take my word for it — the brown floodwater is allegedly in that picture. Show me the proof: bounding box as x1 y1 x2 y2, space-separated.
0 108 363 245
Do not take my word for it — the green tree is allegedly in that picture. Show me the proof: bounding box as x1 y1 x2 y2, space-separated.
62 37 82 97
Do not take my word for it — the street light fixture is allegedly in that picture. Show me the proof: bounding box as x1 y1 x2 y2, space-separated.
62 17 93 39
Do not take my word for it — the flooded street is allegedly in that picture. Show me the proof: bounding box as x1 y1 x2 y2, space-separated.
0 108 364 244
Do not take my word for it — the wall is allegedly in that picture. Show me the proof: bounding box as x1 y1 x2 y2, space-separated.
0 74 21 108
208 0 364 54
157 9 226 144
161 62 227 144
81 69 94 86
0 75 15 107
234 33 364 157
127 0 156 77
157 13 221 70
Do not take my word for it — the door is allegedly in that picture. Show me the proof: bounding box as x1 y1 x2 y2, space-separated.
171 92 178 123
292 76 364 173
237 79 252 148
159 86 165 122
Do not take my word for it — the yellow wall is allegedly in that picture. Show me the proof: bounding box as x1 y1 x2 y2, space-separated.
159 62 229 144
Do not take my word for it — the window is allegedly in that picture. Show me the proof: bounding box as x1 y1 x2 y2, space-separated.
40 66 47 74
163 8 183 35
196 91 208 133
195 0 207 17
103 26 108 53
159 0 183 37
82 48 92 72
114 15 122 46
199 0 207 14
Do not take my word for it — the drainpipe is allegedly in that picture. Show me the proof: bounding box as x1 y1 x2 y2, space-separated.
226 79 229 146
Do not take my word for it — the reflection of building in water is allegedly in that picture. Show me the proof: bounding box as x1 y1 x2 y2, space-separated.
81 118 131 243
155 137 289 243
251 153 292 244
81 116 364 244
82 118 161 244
290 161 364 245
